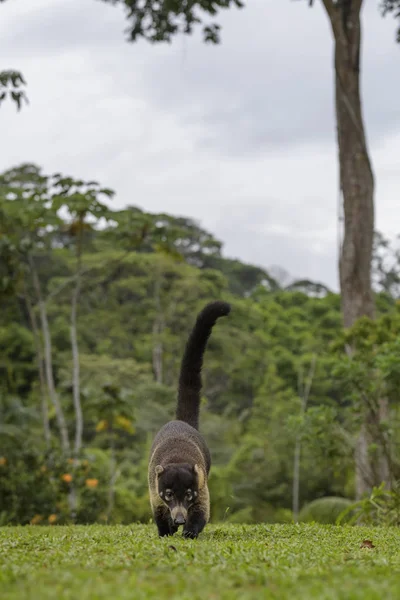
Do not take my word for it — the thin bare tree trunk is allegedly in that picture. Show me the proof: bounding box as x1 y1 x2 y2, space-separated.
292 355 317 522
321 0 389 498
68 227 84 522
152 275 164 384
377 397 391 486
71 269 82 457
23 283 51 448
152 321 163 384
292 442 301 522
106 427 118 522
68 269 81 521
28 255 70 454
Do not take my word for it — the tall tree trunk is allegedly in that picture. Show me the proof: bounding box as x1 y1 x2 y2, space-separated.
23 283 51 448
321 0 389 498
28 255 70 454
333 6 375 328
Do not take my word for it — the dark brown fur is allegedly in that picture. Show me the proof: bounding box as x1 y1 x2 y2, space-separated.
148 301 230 538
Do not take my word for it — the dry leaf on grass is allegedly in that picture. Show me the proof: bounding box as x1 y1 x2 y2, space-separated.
360 540 375 549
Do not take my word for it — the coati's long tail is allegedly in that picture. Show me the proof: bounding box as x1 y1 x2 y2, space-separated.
176 300 231 430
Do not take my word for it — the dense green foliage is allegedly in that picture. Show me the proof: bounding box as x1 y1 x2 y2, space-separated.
1 163 400 527
1 524 400 599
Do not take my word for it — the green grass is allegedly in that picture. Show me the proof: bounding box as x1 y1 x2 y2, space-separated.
1 524 400 599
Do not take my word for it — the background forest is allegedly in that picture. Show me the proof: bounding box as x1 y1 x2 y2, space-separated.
2 162 400 527
1 0 400 532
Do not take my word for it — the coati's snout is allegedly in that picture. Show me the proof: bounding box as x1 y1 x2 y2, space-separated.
171 509 186 526
155 463 200 526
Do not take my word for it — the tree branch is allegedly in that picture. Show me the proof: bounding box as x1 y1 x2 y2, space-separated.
43 248 132 305
320 0 336 21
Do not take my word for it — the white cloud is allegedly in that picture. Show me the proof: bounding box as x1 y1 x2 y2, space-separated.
1 0 399 292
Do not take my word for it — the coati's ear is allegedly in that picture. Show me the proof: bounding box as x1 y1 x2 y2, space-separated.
155 465 164 476
194 464 205 489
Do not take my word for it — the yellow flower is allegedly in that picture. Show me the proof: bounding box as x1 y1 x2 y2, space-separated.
48 514 57 524
61 473 73 483
30 514 43 525
115 415 135 434
85 478 99 489
0 457 7 466
96 419 108 433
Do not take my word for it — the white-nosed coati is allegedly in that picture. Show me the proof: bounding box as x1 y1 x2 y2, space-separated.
148 300 231 539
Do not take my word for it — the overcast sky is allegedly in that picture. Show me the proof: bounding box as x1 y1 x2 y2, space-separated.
1 0 399 290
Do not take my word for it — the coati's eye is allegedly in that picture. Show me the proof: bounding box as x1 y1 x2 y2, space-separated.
163 490 173 502
185 490 193 502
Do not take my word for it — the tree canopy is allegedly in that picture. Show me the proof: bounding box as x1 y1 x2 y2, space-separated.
100 0 244 43
98 0 400 44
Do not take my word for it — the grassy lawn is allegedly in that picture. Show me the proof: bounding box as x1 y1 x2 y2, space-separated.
0 524 400 599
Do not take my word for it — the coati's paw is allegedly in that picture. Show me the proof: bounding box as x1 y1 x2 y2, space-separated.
157 527 170 537
155 516 178 538
182 511 206 540
182 521 205 539
158 525 178 537
182 529 200 539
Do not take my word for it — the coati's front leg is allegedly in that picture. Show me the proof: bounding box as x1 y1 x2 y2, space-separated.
154 506 178 537
183 484 209 539
182 507 207 539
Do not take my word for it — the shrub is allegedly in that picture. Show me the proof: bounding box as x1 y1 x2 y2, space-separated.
298 496 353 524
